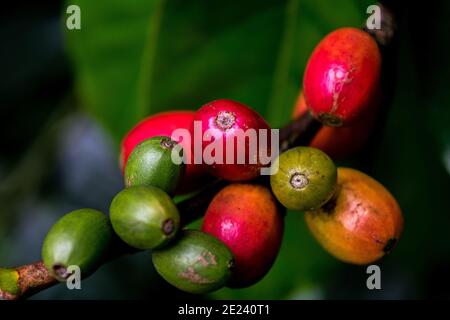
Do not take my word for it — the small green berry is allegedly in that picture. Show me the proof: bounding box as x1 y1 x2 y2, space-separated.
110 186 180 250
124 136 184 195
41 209 114 281
270 146 337 211
152 230 235 294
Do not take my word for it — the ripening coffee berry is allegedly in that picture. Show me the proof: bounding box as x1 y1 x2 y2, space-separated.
120 110 208 194
305 168 404 265
194 99 272 181
110 186 180 250
270 146 337 211
41 209 114 281
303 27 381 126
152 229 235 294
292 90 378 159
201 184 284 287
124 136 184 195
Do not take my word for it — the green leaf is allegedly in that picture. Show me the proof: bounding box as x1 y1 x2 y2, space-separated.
66 0 166 142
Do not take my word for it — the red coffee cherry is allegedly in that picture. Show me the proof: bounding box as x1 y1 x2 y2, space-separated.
194 99 271 181
120 110 208 193
201 184 284 288
292 90 378 159
303 27 381 127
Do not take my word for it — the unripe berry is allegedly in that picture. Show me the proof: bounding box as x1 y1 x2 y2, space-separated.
124 136 184 195
194 99 272 181
201 184 284 287
270 146 337 211
120 110 207 193
152 230 234 294
303 27 381 126
110 186 180 250
305 168 404 265
41 209 114 281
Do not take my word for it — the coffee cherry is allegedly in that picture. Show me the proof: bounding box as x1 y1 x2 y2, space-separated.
110 186 180 250
270 147 337 211
41 209 114 281
305 168 404 265
292 90 378 159
201 184 284 287
120 110 207 194
303 27 381 126
194 99 271 181
124 136 184 195
152 229 234 294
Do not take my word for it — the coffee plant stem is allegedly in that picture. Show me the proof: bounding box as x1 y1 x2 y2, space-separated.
0 262 56 300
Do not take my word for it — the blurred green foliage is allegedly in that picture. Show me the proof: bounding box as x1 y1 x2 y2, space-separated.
66 0 372 139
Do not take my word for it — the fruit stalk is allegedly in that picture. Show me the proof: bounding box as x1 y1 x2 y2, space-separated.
357 1 399 169
279 111 322 153
0 262 57 300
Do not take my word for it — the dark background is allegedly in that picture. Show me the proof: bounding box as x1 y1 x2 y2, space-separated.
0 0 449 299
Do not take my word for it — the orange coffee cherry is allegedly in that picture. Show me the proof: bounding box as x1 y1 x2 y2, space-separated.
305 167 404 265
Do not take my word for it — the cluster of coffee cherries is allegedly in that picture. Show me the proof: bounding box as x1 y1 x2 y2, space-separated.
41 27 404 294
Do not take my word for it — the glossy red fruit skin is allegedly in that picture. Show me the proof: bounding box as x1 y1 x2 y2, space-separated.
201 184 284 288
292 90 379 159
303 27 381 127
120 110 207 194
194 99 271 181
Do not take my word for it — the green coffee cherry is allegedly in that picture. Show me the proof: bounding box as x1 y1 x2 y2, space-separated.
124 136 184 195
41 209 114 281
152 230 234 294
270 146 337 211
110 186 180 250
